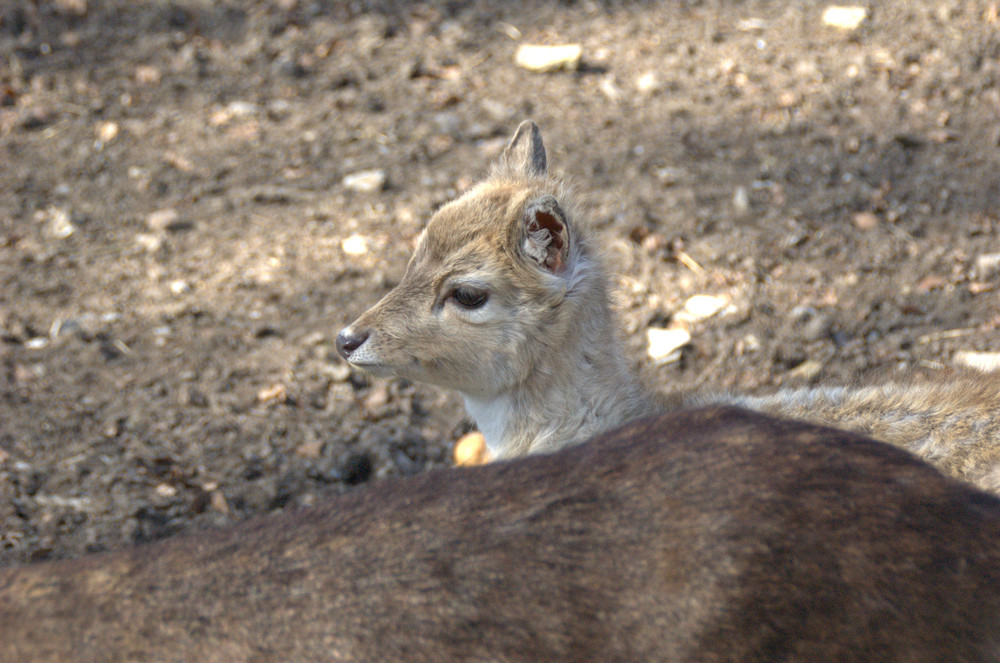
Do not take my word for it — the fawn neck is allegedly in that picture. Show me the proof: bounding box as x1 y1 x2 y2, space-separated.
464 281 654 459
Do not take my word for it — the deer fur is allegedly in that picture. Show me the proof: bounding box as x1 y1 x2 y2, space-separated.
337 120 1000 492
4 407 1000 662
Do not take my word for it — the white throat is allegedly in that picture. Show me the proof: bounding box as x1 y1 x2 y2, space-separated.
462 394 513 457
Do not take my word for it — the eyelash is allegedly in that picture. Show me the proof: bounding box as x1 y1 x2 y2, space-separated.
450 287 488 309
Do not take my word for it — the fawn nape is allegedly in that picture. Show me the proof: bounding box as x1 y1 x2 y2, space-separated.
4 407 1000 662
338 120 1000 492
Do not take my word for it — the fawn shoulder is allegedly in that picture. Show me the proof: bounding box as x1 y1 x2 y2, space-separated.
4 407 1000 662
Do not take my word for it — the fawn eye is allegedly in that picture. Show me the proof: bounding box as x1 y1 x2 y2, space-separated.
451 287 488 309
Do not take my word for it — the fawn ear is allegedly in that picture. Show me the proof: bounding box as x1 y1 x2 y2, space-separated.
500 120 547 178
522 196 569 274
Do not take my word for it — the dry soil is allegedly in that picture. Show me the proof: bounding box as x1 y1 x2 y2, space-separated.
1 0 999 564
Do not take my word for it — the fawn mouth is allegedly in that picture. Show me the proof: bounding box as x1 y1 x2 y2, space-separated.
347 357 419 379
347 361 391 376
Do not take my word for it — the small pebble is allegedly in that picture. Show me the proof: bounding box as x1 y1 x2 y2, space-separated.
851 211 879 231
226 101 260 117
50 317 89 339
210 490 230 514
787 359 824 381
341 234 370 256
514 44 582 72
974 253 1000 280
145 208 179 231
154 483 177 498
736 18 768 31
44 207 75 239
822 5 868 30
343 169 386 193
135 233 163 252
33 494 91 510
646 327 691 365
636 72 659 94
296 441 323 459
674 294 731 326
134 65 161 85
732 186 750 213
915 275 945 293
740 334 762 353
954 351 1000 372
257 383 288 404
97 121 119 142
169 279 190 295
653 167 687 185
599 76 623 102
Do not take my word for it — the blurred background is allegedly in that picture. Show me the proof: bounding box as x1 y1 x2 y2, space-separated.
1 0 999 563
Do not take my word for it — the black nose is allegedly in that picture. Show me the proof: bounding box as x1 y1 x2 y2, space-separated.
336 328 369 360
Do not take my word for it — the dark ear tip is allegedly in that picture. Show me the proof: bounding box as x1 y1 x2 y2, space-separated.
508 120 541 147
516 119 539 134
500 119 548 178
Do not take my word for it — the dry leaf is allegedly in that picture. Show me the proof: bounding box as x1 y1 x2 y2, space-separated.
454 431 490 466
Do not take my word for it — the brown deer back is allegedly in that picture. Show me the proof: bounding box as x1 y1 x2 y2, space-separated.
2 407 1000 662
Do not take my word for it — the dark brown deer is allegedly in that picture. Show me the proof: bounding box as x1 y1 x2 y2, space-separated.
3 406 1000 662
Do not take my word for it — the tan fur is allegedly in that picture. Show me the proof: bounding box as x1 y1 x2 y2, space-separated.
5 407 1000 661
338 121 653 458
706 379 1000 493
338 121 1000 491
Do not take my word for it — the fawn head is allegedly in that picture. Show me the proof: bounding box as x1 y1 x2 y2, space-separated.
336 121 594 398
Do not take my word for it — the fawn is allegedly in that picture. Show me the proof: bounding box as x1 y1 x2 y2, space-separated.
4 407 1000 662
337 120 1000 491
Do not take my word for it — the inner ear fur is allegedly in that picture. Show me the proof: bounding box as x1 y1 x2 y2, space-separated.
522 196 570 274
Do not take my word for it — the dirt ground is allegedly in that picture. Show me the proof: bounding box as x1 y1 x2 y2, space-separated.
1 0 999 565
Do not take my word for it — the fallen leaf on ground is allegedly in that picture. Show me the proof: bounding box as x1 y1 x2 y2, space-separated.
454 431 490 466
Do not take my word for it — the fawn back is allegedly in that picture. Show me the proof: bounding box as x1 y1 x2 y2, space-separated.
3 406 1000 662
